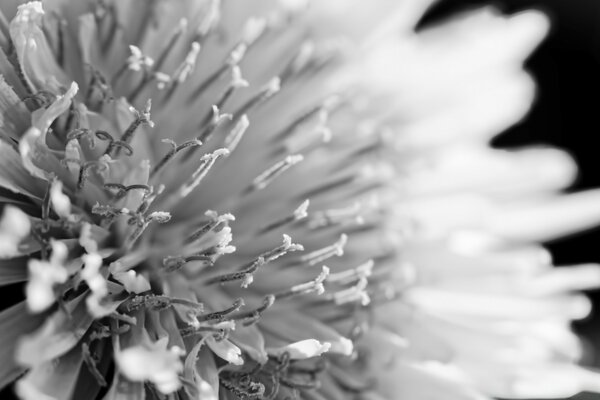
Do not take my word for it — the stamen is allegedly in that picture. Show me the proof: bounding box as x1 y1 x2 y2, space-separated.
276 95 341 140
309 202 364 229
92 203 130 223
64 160 108 191
186 210 235 243
177 148 229 199
258 199 309 234
329 277 370 306
280 40 315 83
224 115 250 153
95 130 133 156
205 257 265 287
153 19 189 72
233 77 280 117
127 45 155 72
123 294 203 314
247 154 303 193
213 66 249 114
162 254 214 272
327 260 374 285
194 0 220 41
297 234 348 266
197 298 244 322
114 100 154 156
162 41 202 101
150 138 203 178
233 295 275 326
197 105 232 143
67 128 96 148
104 183 151 199
274 266 330 300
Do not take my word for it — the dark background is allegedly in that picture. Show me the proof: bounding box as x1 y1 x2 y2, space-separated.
425 0 600 398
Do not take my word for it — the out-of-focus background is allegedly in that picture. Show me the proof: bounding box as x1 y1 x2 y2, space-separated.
424 0 600 397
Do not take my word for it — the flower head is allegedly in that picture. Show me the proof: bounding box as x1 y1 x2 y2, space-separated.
1 1 600 399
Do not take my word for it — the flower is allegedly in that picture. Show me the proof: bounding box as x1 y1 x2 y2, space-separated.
1 1 600 399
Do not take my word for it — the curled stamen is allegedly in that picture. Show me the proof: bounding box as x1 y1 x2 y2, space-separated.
150 138 202 178
104 183 151 199
22 90 57 109
115 100 154 156
66 128 96 147
198 105 233 143
197 298 244 322
233 295 275 326
95 130 134 156
247 154 303 193
76 160 109 191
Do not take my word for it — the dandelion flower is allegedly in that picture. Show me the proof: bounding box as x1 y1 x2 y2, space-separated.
1 1 600 399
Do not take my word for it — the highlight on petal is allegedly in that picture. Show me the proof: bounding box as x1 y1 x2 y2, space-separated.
0 205 30 258
25 240 68 313
268 339 331 360
116 338 185 394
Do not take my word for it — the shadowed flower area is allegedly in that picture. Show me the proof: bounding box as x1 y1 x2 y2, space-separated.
2 0 600 399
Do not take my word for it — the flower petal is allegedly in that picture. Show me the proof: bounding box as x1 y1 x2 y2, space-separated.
0 302 46 389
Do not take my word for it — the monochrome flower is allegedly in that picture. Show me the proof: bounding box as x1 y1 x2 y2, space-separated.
1 1 599 399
